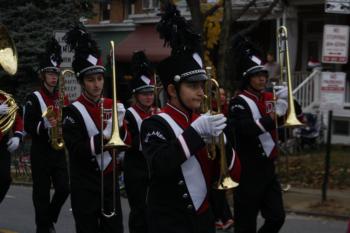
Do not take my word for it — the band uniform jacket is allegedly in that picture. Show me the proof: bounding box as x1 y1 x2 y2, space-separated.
124 105 157 203
24 87 68 157
63 94 131 213
140 103 241 233
228 90 278 180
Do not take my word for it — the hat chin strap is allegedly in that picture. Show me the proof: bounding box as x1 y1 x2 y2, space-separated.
175 83 193 114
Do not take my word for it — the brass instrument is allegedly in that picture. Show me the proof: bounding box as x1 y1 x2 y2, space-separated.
0 90 19 135
0 24 17 75
203 67 238 190
276 26 304 192
0 24 18 135
100 41 129 218
42 70 73 150
277 26 303 127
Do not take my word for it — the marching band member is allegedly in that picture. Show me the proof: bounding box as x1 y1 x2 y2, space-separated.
228 37 287 233
63 25 129 233
140 4 240 233
124 51 157 233
0 95 24 204
24 38 69 233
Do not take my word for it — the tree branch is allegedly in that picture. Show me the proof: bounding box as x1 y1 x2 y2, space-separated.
239 0 280 36
232 0 258 22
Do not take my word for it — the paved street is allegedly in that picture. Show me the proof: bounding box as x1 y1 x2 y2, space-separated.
0 185 348 233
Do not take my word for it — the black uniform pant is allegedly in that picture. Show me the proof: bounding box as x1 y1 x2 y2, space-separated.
210 188 233 223
124 153 148 233
71 185 123 233
234 174 285 233
31 149 70 233
0 141 11 204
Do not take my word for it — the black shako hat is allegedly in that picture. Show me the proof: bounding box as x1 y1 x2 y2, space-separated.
38 37 62 74
156 2 207 89
64 24 105 80
232 35 268 79
131 51 155 93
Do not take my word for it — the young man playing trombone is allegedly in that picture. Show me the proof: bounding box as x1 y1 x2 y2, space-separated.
63 25 129 233
228 37 289 233
24 38 69 233
140 4 240 233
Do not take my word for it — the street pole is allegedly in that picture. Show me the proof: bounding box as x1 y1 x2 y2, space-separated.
322 109 332 202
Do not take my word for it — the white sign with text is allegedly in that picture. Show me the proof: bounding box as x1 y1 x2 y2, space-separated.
325 0 350 14
322 24 349 64
54 31 74 68
63 70 81 102
320 72 346 111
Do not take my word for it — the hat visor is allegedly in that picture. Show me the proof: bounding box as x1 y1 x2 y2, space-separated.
135 86 154 93
183 73 208 82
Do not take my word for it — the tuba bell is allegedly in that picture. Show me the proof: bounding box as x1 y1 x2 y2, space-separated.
0 24 19 135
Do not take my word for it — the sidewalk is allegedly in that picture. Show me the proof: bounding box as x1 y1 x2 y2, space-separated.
283 187 350 220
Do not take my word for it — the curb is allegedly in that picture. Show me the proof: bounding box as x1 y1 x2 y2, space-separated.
286 209 350 221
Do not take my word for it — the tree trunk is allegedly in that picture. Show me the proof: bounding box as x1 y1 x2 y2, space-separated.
217 0 233 88
185 0 204 56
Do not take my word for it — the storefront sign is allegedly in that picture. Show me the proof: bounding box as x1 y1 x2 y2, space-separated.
322 24 349 64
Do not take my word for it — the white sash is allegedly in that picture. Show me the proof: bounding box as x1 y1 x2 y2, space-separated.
72 101 111 170
239 94 275 157
127 107 143 151
33 91 47 114
158 113 207 211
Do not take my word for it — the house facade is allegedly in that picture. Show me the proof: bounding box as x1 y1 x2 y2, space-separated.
83 0 350 144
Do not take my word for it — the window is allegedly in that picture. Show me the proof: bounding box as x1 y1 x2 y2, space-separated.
333 119 350 136
100 0 111 21
142 0 160 10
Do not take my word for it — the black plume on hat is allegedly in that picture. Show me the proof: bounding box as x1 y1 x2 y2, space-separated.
131 51 155 93
64 24 105 80
232 34 267 79
39 37 62 73
157 2 201 56
156 2 207 89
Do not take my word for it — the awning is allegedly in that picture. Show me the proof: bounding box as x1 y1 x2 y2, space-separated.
116 25 170 63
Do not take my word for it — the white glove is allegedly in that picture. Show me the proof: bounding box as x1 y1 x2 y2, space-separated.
276 86 288 100
117 103 126 127
191 113 227 138
103 118 113 140
0 103 9 115
7 137 20 153
275 99 288 117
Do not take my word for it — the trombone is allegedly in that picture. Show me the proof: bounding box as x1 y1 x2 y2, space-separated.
203 67 238 190
100 41 129 218
276 26 304 191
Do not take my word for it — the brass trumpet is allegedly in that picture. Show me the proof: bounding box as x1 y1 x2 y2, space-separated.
100 41 129 218
203 67 238 190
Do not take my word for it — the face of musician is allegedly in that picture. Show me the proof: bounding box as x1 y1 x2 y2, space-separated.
82 73 104 101
135 91 154 109
219 88 226 104
249 73 267 92
43 72 58 91
168 81 205 111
